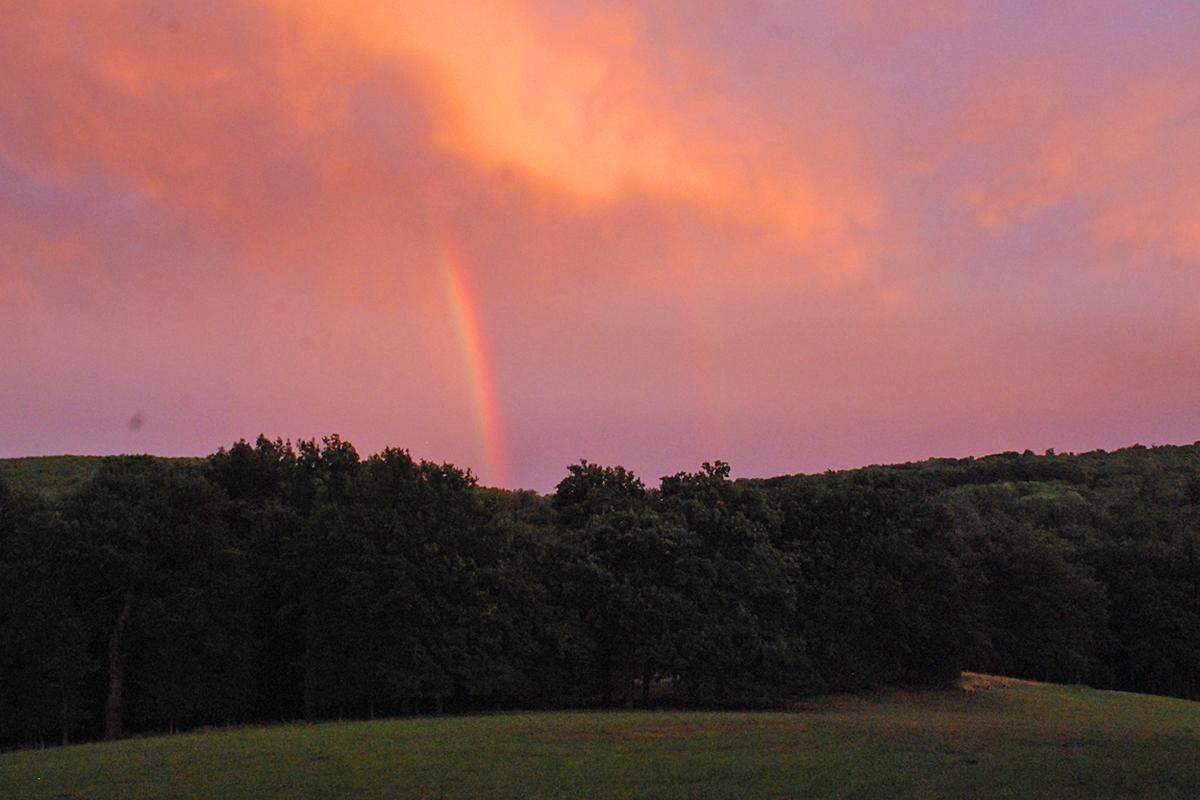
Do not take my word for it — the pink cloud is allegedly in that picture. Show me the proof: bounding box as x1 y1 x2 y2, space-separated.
1 1 1197 488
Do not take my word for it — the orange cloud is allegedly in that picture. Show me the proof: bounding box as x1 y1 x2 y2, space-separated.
0 0 881 285
262 0 875 267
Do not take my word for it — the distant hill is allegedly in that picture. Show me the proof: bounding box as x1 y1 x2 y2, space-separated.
7 441 1197 500
0 455 201 500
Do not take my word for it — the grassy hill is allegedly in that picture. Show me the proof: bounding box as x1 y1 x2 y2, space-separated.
0 455 202 500
2 677 1196 799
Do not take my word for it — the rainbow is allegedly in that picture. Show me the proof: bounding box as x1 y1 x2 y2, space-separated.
436 239 509 487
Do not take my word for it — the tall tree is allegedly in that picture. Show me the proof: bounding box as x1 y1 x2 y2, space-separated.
61 457 231 739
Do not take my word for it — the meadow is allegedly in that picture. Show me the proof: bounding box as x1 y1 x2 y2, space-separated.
2 677 1197 799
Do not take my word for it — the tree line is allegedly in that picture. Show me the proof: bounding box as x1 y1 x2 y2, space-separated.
1 437 1197 748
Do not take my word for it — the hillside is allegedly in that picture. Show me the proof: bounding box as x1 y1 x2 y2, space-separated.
0 455 201 500
2 678 1197 799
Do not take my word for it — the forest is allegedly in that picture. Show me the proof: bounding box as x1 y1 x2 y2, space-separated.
1 437 1197 749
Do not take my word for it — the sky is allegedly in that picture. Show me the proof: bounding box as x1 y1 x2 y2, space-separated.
1 1 1198 490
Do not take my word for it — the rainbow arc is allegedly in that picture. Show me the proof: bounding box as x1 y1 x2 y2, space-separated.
437 239 509 487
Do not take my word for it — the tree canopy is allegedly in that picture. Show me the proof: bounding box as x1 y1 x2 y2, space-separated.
1 439 1197 749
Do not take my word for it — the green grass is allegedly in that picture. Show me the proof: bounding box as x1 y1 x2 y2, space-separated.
2 680 1197 799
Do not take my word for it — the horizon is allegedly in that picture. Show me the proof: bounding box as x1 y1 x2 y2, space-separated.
3 1 1199 490
4 434 1197 493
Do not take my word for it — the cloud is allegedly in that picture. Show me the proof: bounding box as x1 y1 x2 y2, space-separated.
1 1 883 279
944 16 1200 269
1 0 1198 487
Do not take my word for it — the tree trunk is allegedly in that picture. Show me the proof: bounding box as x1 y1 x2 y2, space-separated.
60 693 70 747
104 594 133 741
303 601 317 721
641 663 652 707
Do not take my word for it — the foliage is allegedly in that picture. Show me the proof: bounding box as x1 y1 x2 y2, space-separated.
1 439 1198 748
0 456 200 501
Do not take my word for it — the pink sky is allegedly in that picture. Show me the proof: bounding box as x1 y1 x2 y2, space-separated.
2 1 1198 489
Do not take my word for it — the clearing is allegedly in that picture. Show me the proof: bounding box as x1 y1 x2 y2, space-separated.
2 676 1197 799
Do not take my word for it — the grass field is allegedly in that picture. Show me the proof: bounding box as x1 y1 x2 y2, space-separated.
2 677 1197 799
